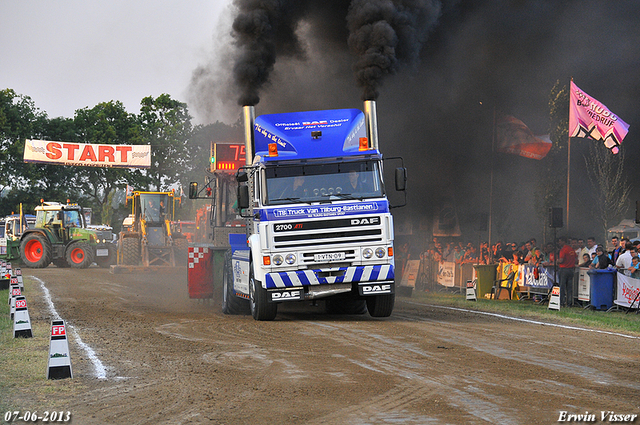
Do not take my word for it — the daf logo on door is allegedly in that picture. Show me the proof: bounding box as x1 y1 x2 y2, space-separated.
351 217 380 226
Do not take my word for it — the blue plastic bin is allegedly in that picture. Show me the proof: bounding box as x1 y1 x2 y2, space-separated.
587 269 615 310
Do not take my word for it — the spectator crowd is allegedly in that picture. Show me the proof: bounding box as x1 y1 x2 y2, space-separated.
398 235 639 306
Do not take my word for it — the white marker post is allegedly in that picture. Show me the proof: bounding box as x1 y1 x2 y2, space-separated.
0 261 8 290
47 320 73 379
10 276 20 293
13 296 32 338
548 286 561 311
466 280 477 301
13 268 23 290
9 283 21 320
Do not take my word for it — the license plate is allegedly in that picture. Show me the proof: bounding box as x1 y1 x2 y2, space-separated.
314 252 345 262
96 249 109 257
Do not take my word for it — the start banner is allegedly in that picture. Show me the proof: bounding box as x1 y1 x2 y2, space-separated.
24 139 151 168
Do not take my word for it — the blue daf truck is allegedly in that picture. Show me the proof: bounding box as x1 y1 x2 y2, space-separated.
219 101 406 320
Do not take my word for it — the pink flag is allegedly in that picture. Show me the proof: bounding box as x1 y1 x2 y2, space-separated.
496 115 552 160
569 80 629 154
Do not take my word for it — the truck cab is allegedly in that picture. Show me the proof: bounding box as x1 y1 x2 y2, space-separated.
226 102 406 320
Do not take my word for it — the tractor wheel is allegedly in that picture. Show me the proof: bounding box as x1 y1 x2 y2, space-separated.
249 266 277 321
122 237 141 265
65 242 95 269
95 244 116 268
20 233 52 268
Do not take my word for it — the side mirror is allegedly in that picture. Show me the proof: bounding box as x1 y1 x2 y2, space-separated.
237 185 250 209
188 182 198 199
395 167 407 191
236 171 248 183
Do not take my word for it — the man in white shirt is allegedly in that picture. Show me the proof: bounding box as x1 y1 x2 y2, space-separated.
586 237 598 257
616 244 636 276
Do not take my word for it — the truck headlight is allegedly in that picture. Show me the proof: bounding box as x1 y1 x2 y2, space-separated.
285 253 296 265
375 247 386 258
273 254 284 266
363 248 373 259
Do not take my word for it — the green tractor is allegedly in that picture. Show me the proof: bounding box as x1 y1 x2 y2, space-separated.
19 202 116 268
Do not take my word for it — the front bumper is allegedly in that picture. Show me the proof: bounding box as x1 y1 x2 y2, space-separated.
265 264 394 288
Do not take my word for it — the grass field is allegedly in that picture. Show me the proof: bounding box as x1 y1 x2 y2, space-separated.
0 287 84 415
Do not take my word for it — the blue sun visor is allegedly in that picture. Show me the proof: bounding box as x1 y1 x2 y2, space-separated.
254 108 374 161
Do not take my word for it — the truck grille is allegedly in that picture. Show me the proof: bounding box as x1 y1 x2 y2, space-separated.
271 216 384 250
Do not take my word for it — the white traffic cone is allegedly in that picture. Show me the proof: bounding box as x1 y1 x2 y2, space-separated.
47 320 73 379
13 296 33 338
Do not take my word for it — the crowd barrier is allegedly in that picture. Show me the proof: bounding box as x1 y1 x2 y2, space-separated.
614 272 640 311
411 257 639 312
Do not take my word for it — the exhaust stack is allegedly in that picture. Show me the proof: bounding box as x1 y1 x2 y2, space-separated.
364 100 379 151
243 106 255 166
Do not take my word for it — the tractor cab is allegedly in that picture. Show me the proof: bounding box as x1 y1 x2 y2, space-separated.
118 191 186 267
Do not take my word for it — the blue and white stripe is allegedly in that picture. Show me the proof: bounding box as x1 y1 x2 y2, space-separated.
265 264 394 289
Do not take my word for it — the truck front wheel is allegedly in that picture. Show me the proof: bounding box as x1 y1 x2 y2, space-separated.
366 293 395 318
249 267 277 321
66 242 95 269
20 233 52 268
222 251 249 315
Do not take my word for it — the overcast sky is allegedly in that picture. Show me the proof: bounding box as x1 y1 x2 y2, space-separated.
1 0 230 121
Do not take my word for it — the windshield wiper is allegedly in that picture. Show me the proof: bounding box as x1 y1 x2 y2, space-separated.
270 197 302 202
319 193 360 200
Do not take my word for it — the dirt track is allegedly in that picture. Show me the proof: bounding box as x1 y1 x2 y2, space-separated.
9 267 640 424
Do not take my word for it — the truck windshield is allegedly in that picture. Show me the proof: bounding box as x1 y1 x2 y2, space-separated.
265 160 384 205
141 194 169 223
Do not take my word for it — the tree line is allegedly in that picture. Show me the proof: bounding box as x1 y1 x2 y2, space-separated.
0 88 242 228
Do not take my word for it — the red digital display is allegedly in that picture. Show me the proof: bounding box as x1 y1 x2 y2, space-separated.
212 143 246 173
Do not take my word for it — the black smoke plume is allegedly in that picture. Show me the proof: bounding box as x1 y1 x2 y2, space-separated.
347 0 441 100
190 1 640 246
230 0 442 105
232 0 305 106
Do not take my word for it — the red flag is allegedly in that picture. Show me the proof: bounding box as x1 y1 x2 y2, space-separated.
496 115 552 160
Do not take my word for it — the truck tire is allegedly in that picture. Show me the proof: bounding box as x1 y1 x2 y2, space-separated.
222 251 250 315
366 293 395 318
326 297 368 315
66 242 94 269
20 233 52 268
95 244 116 268
249 267 277 321
122 237 140 265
